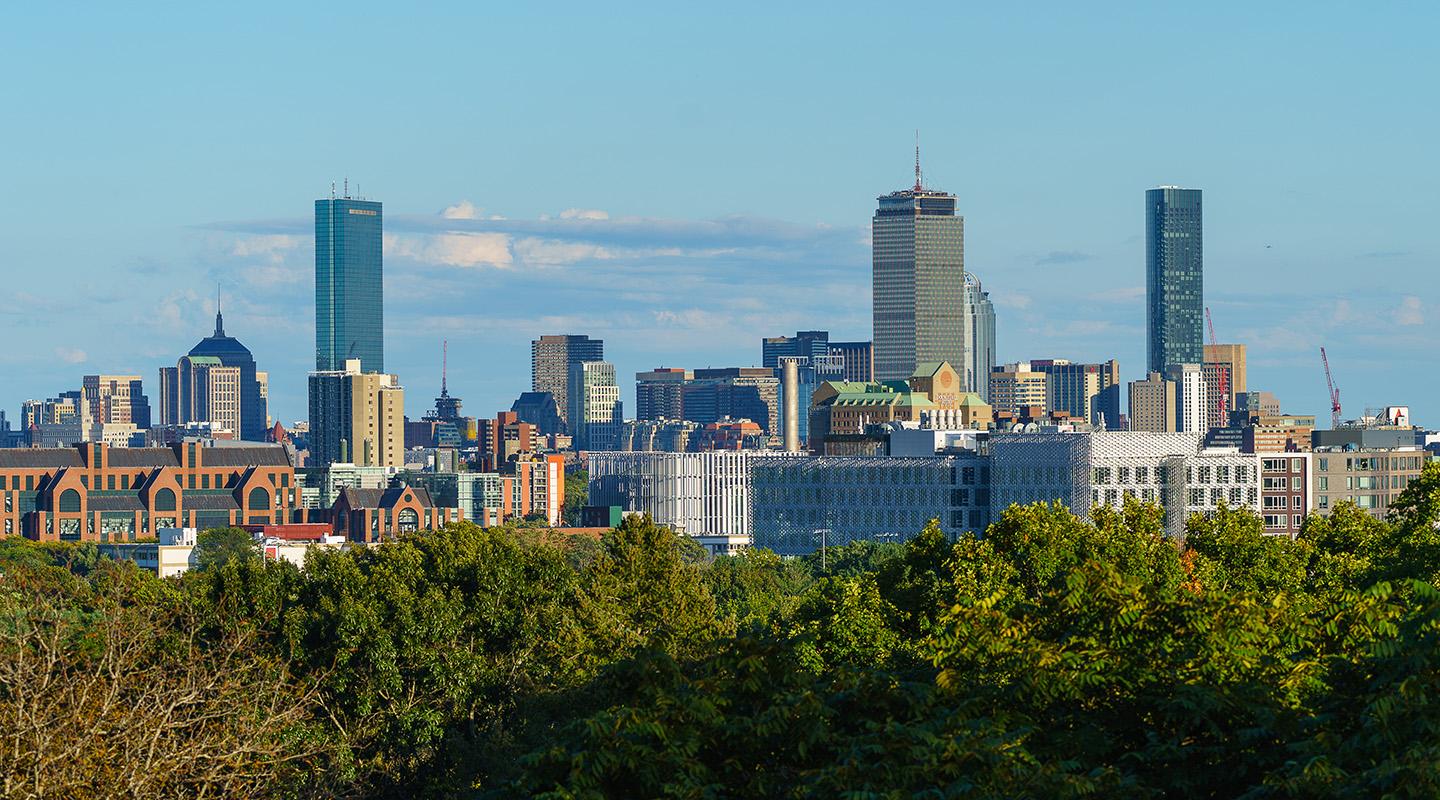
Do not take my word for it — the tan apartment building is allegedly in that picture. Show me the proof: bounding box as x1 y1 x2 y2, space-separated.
1128 372 1178 433
308 359 405 467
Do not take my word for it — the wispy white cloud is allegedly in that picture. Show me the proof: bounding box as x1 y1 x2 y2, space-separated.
1397 295 1424 326
385 232 514 268
54 347 88 364
559 208 609 220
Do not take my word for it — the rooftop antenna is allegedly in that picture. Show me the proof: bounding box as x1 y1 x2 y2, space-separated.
914 130 923 191
330 181 336 200
344 177 349 198
440 339 449 397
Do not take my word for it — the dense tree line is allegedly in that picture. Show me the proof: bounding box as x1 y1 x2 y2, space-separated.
4 464 1440 798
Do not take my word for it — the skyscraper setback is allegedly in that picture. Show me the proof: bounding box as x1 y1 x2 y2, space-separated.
1146 186 1204 374
315 191 384 373
871 159 970 384
531 334 603 434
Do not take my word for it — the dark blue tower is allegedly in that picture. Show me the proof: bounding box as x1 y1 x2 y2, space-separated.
315 190 383 373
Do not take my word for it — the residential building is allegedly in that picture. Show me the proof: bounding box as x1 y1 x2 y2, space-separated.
682 368 779 435
307 359 405 468
531 334 603 433
568 360 621 451
0 442 296 541
872 174 967 382
1260 453 1312 537
1164 363 1208 434
476 411 538 471
1246 414 1316 453
1029 360 1122 427
989 363 1048 416
1146 187 1204 374
588 450 785 538
157 308 268 441
315 192 384 373
618 419 701 453
964 273 997 400
827 340 873 383
1128 372 1178 433
750 455 991 555
82 375 150 430
1313 447 1426 518
404 453 565 527
635 368 691 421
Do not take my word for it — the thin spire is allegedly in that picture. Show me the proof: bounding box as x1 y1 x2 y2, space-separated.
914 129 922 191
214 284 224 336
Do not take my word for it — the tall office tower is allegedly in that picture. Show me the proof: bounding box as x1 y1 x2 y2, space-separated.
158 357 242 435
1030 359 1122 426
82 375 150 429
988 362 1048 416
531 334 603 433
761 330 831 369
316 190 384 373
827 341 873 382
568 361 622 451
872 163 967 381
308 359 405 467
1146 187 1204 374
1128 372 1179 433
964 273 996 400
1203 343 1247 427
158 308 267 440
1164 363 1208 434
635 368 691 420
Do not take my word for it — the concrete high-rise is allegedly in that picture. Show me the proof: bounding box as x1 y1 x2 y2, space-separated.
1164 363 1209 434
532 334 603 433
568 360 622 451
316 191 384 373
965 273 996 401
872 168 967 382
308 359 405 467
1146 187 1203 374
1129 373 1178 433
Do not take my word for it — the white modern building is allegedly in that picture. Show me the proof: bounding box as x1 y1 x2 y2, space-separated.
568 361 622 451
1164 363 1209 434
587 450 784 538
989 432 1260 537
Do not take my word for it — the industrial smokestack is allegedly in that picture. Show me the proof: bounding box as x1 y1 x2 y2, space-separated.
783 359 800 453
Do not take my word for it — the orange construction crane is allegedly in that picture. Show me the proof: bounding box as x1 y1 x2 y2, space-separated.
1205 307 1228 427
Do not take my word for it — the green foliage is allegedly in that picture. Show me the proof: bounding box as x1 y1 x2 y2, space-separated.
193 526 259 572
562 467 588 526
12 479 1440 799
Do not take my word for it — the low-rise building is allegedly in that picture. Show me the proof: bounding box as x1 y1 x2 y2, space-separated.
1260 453 1312 536
588 450 785 538
750 455 991 555
1313 446 1426 518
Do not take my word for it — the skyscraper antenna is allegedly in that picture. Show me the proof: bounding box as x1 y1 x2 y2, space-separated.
331 181 336 200
913 130 921 191
441 339 448 396
344 177 348 198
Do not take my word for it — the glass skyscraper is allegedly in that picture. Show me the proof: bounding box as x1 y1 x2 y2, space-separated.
1145 186 1203 374
315 195 384 373
964 272 995 401
872 184 967 382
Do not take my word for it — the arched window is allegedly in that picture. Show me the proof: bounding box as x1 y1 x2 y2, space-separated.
154 488 177 512
397 508 419 533
248 488 270 511
58 489 81 513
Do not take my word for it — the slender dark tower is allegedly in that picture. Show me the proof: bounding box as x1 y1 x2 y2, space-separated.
1146 186 1204 374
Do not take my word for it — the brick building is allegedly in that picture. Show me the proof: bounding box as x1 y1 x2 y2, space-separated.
0 442 296 541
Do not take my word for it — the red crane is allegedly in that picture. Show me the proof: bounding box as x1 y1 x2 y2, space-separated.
1320 347 1341 428
1204 307 1228 427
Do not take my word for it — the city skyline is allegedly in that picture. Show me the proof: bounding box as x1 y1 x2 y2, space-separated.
1 6 1435 426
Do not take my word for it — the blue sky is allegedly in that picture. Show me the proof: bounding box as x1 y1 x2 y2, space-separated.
1 3 1436 426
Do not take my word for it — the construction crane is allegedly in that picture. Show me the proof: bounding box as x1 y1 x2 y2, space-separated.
1320 346 1341 429
1204 307 1228 427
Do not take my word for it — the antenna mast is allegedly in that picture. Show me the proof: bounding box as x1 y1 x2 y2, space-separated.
441 340 449 396
913 129 922 191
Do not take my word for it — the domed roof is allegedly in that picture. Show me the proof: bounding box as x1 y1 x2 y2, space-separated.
187 308 255 363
